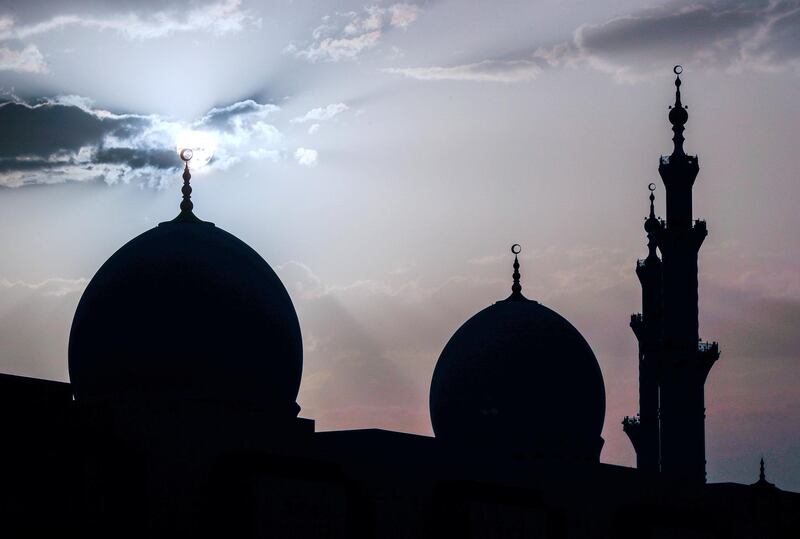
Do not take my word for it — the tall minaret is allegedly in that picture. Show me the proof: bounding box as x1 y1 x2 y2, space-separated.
623 184 662 473
656 66 719 482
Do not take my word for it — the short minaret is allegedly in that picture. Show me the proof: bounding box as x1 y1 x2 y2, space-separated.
751 458 778 490
656 66 719 482
622 184 662 473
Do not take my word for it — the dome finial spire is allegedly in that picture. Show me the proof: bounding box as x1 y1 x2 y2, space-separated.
668 65 689 156
172 148 202 223
510 244 523 299
760 456 766 481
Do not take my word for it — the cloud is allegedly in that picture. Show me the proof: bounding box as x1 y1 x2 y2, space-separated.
0 0 258 42
383 59 544 82
198 100 280 130
537 0 800 80
389 3 423 29
0 95 285 188
286 3 423 62
291 102 349 123
384 1 800 84
0 277 87 297
0 44 46 73
294 147 318 167
308 123 320 135
0 1 259 72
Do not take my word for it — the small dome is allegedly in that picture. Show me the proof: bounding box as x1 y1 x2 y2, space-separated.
429 256 605 460
69 219 303 414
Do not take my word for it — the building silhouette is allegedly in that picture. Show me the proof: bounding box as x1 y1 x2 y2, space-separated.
1 68 798 538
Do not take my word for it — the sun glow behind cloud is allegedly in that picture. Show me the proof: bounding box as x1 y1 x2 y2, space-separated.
175 130 217 169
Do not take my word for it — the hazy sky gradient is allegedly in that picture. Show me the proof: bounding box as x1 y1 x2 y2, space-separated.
1 0 799 489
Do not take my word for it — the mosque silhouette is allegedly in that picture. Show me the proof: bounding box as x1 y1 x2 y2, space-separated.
2 68 798 538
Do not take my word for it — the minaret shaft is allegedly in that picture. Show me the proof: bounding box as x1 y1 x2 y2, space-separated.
623 189 661 473
656 68 718 482
624 67 719 483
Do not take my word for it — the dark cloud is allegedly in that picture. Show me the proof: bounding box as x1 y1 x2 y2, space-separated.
0 1 190 24
0 95 288 187
390 1 800 83
93 147 177 170
0 158 59 172
767 5 800 61
0 99 175 185
577 2 761 56
544 0 800 78
0 101 141 157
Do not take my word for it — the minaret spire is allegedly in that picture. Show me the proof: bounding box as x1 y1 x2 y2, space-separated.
668 65 689 157
645 183 660 261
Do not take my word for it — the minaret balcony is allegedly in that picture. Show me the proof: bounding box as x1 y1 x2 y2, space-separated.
635 256 662 282
622 415 641 428
622 415 643 450
697 341 720 380
660 154 698 166
698 341 719 355
630 313 645 341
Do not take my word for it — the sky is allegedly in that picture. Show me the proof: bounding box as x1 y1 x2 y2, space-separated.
1 0 799 489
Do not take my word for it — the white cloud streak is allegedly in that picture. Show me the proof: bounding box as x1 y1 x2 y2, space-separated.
0 0 259 73
0 0 258 42
383 59 544 82
287 3 423 62
0 277 88 297
294 147 318 167
291 102 349 123
0 44 47 73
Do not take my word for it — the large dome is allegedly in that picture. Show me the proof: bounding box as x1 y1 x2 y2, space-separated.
69 217 302 414
429 253 605 460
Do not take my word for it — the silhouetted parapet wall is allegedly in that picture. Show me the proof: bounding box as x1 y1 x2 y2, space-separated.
0 373 76 539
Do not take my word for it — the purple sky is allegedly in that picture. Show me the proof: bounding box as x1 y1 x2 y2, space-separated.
1 0 799 490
